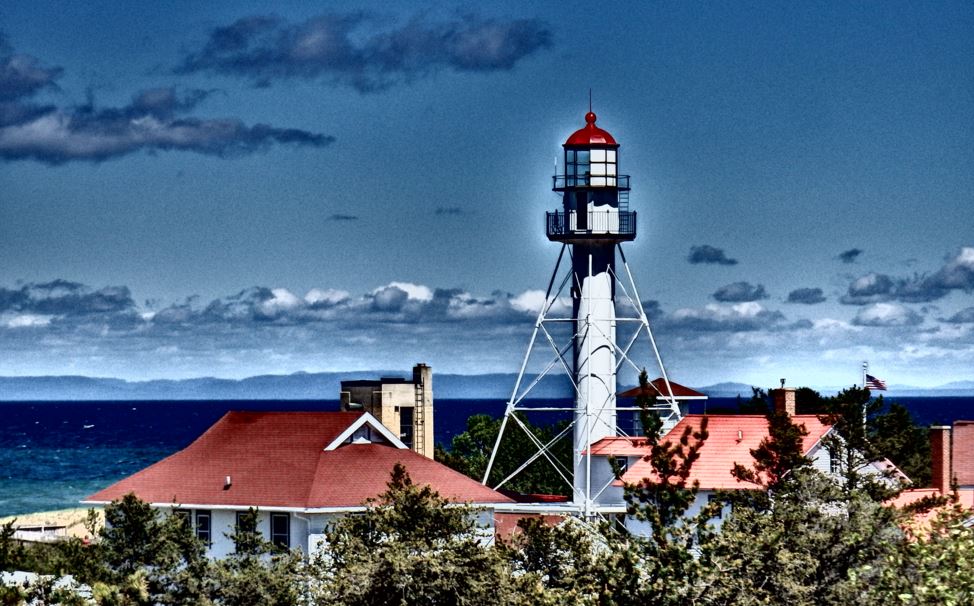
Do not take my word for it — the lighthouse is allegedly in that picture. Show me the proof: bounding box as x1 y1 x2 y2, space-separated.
552 111 633 508
484 110 680 517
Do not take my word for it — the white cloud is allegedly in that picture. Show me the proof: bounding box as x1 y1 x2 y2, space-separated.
2 313 52 328
258 288 303 315
510 290 546 313
852 303 922 327
380 282 433 302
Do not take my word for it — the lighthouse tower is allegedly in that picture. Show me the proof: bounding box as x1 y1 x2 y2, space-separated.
554 112 631 506
484 110 680 517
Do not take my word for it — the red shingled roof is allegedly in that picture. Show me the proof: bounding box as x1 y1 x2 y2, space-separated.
584 436 650 456
85 411 511 509
617 378 706 399
617 415 832 490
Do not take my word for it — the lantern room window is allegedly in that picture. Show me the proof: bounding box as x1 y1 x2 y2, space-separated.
566 148 616 187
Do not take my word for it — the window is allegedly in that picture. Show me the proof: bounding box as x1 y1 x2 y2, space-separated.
399 406 414 449
829 448 841 474
172 509 192 531
588 148 617 187
708 495 723 520
615 456 628 474
566 149 589 185
195 510 211 544
566 148 616 187
270 513 290 549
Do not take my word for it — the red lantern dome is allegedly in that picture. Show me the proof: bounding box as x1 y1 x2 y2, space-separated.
565 112 617 147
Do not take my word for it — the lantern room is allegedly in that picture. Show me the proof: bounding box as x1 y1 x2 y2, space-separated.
564 112 619 188
548 111 635 243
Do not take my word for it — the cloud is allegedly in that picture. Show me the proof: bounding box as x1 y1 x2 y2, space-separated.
328 214 359 221
0 87 332 164
926 247 974 293
944 307 974 324
0 279 136 315
840 249 974 305
175 12 552 93
786 287 826 305
712 281 768 302
0 34 63 101
663 302 785 332
0 36 332 164
687 245 738 266
838 248 863 264
851 303 923 327
304 288 349 307
5 277 973 383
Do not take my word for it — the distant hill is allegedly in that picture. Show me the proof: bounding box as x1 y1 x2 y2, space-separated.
0 372 970 401
0 372 573 401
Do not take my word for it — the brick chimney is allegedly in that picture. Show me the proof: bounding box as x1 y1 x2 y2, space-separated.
771 387 796 416
930 426 951 494
952 421 974 489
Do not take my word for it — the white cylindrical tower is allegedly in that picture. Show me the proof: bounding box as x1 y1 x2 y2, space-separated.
547 112 636 511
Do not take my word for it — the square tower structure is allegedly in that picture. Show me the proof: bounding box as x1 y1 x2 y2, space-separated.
340 363 433 458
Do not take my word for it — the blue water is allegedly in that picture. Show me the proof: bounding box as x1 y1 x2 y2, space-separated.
1 397 972 517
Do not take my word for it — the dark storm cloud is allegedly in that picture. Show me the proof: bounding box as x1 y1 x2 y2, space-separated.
0 36 333 164
328 214 359 221
687 245 738 266
175 12 553 92
712 281 768 303
838 248 863 264
840 248 974 305
786 287 826 305
0 33 62 101
944 307 974 324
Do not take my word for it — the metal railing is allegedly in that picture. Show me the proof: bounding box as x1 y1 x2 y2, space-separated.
552 174 630 190
546 210 636 239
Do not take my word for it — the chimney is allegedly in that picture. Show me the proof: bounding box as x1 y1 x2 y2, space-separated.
771 385 796 416
930 426 951 494
951 421 974 489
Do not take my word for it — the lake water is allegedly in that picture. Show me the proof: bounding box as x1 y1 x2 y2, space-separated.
1 397 972 517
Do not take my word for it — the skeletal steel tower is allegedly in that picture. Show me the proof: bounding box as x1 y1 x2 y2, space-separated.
483 111 681 517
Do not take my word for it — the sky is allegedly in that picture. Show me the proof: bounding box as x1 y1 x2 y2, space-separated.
1 1 972 388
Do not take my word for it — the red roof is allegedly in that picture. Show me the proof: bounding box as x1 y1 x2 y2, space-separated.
618 378 707 399
584 436 650 456
565 112 618 147
85 411 511 509
617 415 832 490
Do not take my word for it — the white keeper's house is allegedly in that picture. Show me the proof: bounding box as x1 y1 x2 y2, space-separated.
83 411 512 558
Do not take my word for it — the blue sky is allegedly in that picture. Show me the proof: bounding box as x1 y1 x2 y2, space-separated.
1 1 972 387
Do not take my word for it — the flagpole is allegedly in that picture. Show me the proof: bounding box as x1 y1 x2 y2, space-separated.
862 360 868 389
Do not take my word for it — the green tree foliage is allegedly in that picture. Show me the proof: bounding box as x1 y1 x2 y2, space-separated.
875 503 974 605
610 370 717 605
209 508 302 606
731 406 811 495
0 520 26 572
435 413 572 496
870 402 932 487
87 495 212 606
311 462 513 606
701 468 906 606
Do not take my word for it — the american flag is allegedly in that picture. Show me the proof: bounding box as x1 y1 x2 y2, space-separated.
865 373 887 391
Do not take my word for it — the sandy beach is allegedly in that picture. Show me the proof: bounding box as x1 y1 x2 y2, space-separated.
0 507 103 541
